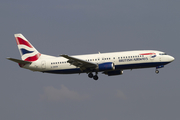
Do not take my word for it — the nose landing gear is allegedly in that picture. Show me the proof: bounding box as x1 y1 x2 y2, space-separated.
155 65 164 74
155 69 159 74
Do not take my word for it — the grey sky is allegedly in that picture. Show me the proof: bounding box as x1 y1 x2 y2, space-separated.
1 0 180 120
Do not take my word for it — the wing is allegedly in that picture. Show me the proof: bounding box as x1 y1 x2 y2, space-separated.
60 54 97 71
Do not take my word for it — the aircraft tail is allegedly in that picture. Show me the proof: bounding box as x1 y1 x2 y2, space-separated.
15 34 41 61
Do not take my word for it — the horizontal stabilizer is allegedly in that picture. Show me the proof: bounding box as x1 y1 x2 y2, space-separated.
6 57 32 64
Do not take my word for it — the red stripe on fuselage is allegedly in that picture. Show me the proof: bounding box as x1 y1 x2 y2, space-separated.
24 53 41 61
139 53 156 55
15 37 33 48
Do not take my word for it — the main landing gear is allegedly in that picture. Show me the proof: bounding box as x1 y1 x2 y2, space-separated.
88 72 99 80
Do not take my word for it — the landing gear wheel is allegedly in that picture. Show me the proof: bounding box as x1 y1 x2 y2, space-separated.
93 75 98 80
155 70 159 74
88 73 93 78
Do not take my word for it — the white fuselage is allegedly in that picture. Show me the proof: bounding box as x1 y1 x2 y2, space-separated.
22 50 174 74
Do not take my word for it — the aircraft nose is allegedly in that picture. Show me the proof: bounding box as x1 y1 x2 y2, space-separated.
169 56 175 62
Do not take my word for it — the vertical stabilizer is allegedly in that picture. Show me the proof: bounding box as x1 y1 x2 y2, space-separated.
15 34 41 61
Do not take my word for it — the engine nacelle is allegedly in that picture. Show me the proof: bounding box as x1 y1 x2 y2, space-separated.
104 70 123 76
98 62 115 71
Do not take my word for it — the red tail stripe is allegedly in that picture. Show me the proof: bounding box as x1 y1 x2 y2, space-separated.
15 37 33 48
140 53 156 55
24 53 41 61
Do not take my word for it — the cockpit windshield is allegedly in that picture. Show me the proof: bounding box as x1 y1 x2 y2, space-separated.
159 53 167 55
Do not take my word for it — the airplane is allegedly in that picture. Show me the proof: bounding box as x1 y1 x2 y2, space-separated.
7 33 175 80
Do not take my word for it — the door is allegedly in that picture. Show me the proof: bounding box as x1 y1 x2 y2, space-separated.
159 56 161 62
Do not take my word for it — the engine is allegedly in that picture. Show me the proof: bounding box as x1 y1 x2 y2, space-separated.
103 70 123 76
98 62 115 71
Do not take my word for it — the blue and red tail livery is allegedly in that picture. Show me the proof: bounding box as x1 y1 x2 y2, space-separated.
15 37 33 48
15 34 41 62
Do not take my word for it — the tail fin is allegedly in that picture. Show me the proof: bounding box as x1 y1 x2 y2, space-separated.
15 34 41 61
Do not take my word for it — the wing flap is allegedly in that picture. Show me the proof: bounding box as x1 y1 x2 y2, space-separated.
60 54 97 70
7 57 32 64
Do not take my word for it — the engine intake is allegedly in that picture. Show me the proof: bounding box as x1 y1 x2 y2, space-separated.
98 62 115 71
